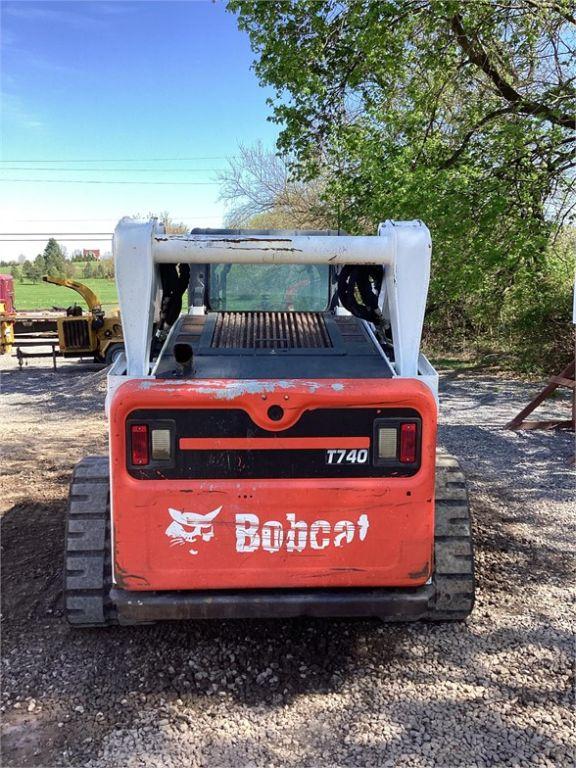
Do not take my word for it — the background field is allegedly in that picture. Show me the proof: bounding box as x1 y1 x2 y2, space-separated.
14 278 118 312
14 264 325 313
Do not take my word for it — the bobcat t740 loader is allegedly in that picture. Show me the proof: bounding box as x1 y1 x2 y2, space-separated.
65 218 474 626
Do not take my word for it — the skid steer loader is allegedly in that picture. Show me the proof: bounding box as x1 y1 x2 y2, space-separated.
64 218 474 626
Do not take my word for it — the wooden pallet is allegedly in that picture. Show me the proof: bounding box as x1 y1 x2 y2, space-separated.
506 359 575 431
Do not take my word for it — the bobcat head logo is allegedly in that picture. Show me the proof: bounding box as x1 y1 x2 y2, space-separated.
165 506 222 555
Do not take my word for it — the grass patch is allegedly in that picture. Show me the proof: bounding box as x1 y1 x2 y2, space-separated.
14 279 118 311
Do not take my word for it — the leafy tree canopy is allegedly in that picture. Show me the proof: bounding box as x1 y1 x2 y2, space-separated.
228 0 575 369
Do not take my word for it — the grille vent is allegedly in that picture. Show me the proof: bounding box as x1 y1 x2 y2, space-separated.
211 312 332 350
63 319 90 349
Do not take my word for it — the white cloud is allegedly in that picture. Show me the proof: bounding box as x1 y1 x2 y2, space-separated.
0 91 45 130
3 2 110 30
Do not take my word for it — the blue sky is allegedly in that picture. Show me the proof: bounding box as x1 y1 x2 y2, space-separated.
0 0 279 259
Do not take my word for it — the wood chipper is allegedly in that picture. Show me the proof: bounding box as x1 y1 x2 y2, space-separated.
64 218 474 626
42 275 124 364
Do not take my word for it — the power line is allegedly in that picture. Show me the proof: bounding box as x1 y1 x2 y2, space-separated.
1 179 220 185
0 232 113 236
0 156 235 163
0 238 112 242
0 167 223 173
2 216 224 222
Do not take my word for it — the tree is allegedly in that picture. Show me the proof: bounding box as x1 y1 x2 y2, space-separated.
149 211 189 234
93 261 106 279
228 0 576 368
39 238 67 277
100 257 115 279
22 260 42 283
9 265 20 281
230 2 574 217
219 142 333 228
82 262 94 279
63 261 76 279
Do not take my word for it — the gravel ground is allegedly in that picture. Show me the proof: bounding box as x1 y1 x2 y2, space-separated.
1 355 574 768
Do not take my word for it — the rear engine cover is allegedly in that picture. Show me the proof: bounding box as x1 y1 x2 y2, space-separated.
109 378 437 591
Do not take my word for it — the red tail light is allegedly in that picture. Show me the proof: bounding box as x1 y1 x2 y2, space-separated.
399 423 417 463
131 424 149 465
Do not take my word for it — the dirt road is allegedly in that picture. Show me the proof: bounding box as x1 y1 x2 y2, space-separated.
1 357 574 767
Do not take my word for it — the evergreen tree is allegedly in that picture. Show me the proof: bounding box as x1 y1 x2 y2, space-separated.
23 260 42 283
42 238 67 276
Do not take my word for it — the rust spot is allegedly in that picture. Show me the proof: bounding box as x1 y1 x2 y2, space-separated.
153 235 302 252
409 562 430 580
309 568 367 576
114 560 150 589
208 237 293 244
227 246 295 253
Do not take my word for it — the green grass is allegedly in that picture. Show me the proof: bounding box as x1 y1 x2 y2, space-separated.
15 278 118 311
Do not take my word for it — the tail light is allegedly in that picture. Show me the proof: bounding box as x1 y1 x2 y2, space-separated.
374 419 420 466
399 423 417 463
128 422 174 467
130 424 149 465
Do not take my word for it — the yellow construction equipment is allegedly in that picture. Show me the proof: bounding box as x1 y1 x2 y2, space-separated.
42 275 124 364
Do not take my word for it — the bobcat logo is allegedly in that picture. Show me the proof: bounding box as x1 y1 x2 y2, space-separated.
165 506 222 555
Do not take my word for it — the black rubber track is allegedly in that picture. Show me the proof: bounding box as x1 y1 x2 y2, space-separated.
426 451 476 621
64 456 117 626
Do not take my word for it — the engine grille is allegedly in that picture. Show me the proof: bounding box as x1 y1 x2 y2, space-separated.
63 318 90 349
211 312 332 350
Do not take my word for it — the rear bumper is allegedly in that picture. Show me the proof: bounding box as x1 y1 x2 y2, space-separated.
110 584 434 624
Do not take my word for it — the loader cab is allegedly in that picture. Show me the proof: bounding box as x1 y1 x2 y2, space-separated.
153 236 391 383
153 228 349 380
187 228 341 315
208 262 330 312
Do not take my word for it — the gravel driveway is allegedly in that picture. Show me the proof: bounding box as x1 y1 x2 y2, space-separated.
1 357 574 767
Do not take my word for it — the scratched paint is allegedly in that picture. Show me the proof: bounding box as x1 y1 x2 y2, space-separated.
137 379 324 400
154 236 295 244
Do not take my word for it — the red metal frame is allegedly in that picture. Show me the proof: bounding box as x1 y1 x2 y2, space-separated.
109 378 437 592
0 275 15 314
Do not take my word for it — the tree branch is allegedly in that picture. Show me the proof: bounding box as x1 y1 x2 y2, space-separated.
451 13 575 130
441 107 516 168
521 0 576 27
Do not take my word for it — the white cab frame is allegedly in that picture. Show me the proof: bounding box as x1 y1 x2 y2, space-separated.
112 217 438 396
